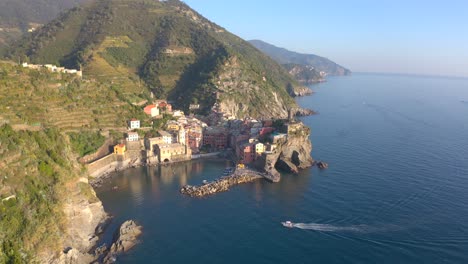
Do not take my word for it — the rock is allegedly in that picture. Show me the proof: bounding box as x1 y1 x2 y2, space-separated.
295 108 317 116
104 220 142 264
256 121 314 180
181 170 264 197
317 161 328 169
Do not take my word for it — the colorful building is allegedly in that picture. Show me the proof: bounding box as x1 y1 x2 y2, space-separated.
114 144 126 155
255 142 265 158
188 131 202 151
144 104 160 117
203 127 228 149
239 142 255 164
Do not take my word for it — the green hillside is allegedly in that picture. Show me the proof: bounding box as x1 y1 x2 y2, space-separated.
0 0 88 47
5 0 305 118
0 61 145 133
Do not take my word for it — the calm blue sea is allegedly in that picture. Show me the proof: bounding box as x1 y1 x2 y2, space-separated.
95 74 468 263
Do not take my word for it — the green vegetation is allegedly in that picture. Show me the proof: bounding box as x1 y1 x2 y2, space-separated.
282 63 324 84
68 130 106 157
0 61 142 132
0 124 86 263
5 0 303 118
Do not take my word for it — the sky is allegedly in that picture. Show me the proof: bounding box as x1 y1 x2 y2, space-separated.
184 0 468 77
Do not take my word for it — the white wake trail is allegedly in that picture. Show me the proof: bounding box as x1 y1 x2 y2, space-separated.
292 223 368 233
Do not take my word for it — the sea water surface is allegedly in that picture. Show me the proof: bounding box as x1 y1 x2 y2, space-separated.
95 74 468 263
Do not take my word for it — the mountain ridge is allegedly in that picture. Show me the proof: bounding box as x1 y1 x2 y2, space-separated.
249 39 351 77
5 0 308 119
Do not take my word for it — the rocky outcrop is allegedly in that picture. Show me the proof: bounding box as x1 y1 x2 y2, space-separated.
284 63 326 86
287 84 314 97
257 122 314 179
295 108 317 116
42 177 108 264
180 169 265 197
104 220 143 263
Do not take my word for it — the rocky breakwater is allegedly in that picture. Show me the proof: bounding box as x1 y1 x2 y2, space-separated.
180 169 266 197
103 220 143 263
257 121 314 180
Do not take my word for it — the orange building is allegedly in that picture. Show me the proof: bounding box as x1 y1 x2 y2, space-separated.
114 144 126 155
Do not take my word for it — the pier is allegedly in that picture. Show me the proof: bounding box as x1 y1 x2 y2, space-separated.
180 168 276 197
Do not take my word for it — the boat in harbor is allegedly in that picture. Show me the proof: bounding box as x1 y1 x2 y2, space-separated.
282 221 294 228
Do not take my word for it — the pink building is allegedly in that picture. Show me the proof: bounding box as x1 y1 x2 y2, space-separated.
259 127 274 137
188 131 202 151
239 143 255 164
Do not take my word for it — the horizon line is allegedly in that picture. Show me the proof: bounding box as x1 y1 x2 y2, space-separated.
353 71 468 80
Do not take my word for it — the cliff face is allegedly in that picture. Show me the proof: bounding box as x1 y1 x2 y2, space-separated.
257 122 314 180
216 56 291 118
5 0 304 119
283 63 326 85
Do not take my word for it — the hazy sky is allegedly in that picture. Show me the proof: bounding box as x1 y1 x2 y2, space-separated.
184 0 468 77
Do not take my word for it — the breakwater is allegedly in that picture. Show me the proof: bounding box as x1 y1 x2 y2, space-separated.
180 169 269 197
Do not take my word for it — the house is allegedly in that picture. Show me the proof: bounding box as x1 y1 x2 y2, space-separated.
173 110 184 117
156 143 190 163
127 132 139 142
203 127 228 149
114 144 126 155
239 142 255 164
144 104 160 117
128 119 140 130
255 142 265 158
158 101 172 112
187 131 202 151
166 121 180 131
189 104 200 110
259 127 275 137
270 132 287 143
158 130 172 144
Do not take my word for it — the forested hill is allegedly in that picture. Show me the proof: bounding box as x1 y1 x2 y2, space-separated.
5 0 307 119
249 39 351 76
0 0 88 45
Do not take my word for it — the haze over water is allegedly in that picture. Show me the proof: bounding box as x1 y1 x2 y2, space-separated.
96 74 468 263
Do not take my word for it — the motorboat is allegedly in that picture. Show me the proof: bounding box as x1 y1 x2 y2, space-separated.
282 221 294 228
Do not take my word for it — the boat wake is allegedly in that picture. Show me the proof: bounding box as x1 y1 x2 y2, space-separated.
285 222 370 233
294 223 365 232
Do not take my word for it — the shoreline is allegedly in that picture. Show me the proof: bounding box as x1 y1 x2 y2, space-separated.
89 154 231 188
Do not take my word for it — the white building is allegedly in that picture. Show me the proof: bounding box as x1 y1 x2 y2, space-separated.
159 130 173 144
127 132 139 142
173 110 185 117
129 119 140 130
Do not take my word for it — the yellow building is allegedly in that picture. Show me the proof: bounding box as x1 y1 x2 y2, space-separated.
114 144 126 155
166 122 180 131
255 142 265 157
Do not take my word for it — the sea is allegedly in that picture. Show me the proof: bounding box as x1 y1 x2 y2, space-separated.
95 73 468 263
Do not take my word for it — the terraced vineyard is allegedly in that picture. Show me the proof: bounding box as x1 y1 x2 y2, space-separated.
0 61 145 133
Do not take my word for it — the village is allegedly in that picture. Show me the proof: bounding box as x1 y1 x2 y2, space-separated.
86 98 307 180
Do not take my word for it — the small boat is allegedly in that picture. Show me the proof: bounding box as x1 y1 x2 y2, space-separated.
281 221 294 228
202 180 208 184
